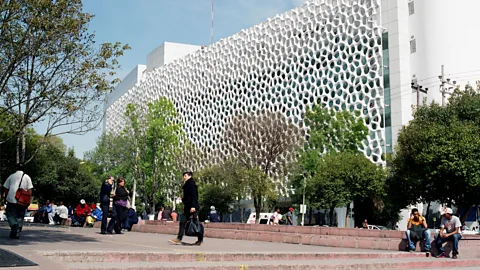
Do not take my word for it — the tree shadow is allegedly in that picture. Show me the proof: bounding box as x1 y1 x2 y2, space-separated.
0 227 99 246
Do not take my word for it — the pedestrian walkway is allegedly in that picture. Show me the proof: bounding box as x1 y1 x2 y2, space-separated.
0 226 479 269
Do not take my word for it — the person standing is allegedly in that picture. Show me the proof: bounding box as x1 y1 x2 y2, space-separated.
99 176 114 234
169 172 203 245
3 163 33 239
435 207 462 259
48 201 58 225
286 208 294 225
107 177 130 234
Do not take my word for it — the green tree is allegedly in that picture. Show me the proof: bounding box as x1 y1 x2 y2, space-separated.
144 98 183 214
293 107 385 226
392 83 480 222
304 152 385 226
0 0 130 164
304 108 369 154
245 166 277 223
196 158 248 221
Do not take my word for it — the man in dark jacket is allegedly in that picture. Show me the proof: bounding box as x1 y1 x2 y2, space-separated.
169 172 203 245
99 176 114 234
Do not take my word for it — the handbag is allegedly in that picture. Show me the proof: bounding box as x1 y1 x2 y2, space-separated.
15 173 31 207
185 214 204 237
114 200 128 207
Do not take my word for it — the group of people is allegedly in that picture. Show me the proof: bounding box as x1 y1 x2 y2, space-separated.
33 200 69 225
269 207 295 225
405 207 463 259
99 176 137 234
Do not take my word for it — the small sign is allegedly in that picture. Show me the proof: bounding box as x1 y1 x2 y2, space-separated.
300 204 306 214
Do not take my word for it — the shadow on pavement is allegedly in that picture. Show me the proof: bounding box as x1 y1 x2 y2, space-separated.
0 227 98 246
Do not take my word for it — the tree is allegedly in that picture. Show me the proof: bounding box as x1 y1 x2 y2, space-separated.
223 111 303 223
196 158 249 221
244 166 277 223
304 152 385 226
293 107 375 226
392 83 480 222
144 98 183 214
0 0 130 163
304 107 369 154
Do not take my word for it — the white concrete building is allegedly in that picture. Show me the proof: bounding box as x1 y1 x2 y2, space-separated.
146 42 201 72
103 0 480 227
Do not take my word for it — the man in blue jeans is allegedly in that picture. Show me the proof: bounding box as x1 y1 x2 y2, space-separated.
435 207 462 259
405 208 431 252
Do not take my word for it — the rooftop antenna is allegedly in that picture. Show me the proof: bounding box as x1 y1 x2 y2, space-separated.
211 0 214 44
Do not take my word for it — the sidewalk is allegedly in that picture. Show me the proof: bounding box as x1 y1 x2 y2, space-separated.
0 225 478 269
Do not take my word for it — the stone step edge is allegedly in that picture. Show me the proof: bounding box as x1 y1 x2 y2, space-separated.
42 251 425 263
71 258 480 270
134 224 480 240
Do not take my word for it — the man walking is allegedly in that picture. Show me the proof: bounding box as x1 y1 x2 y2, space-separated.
99 176 114 234
286 207 294 225
435 207 462 259
169 172 203 245
3 163 33 239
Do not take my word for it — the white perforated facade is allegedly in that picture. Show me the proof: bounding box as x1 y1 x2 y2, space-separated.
105 0 386 170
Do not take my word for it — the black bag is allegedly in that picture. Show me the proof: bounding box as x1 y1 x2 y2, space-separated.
410 224 426 240
185 215 204 237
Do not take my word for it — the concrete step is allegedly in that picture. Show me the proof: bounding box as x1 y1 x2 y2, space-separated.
64 257 480 270
129 224 480 258
43 251 426 263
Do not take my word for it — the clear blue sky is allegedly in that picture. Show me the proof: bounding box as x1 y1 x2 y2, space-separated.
42 0 306 158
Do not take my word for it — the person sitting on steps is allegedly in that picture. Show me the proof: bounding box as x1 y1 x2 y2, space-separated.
435 207 462 259
405 208 431 252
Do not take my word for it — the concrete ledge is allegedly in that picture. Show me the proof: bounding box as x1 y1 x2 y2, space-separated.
130 223 480 258
44 251 425 263
67 258 480 270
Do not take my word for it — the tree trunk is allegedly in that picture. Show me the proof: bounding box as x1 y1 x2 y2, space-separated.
254 196 261 224
459 205 472 224
425 201 431 224
345 204 351 228
329 207 335 226
131 177 136 210
308 207 313 225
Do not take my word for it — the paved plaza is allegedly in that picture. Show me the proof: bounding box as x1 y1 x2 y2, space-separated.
0 224 479 269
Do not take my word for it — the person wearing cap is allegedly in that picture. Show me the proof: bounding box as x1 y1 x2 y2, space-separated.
286 208 294 225
169 172 203 245
208 206 219 222
72 199 91 227
435 207 462 259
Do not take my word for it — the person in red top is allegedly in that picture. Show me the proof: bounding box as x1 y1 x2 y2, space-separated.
72 199 91 227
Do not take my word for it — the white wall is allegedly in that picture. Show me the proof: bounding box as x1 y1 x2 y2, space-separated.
381 0 413 150
410 0 480 105
146 42 201 72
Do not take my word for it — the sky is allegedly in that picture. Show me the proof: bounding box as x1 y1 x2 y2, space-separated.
40 0 307 159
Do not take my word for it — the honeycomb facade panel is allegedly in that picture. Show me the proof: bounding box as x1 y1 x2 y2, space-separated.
106 0 385 176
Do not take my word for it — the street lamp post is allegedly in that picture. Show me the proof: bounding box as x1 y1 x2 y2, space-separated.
302 176 306 226
301 171 309 226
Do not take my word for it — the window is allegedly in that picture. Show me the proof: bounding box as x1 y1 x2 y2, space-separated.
408 1 415 15
410 39 416 54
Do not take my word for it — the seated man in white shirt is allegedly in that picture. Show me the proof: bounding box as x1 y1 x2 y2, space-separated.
435 207 462 259
56 201 69 225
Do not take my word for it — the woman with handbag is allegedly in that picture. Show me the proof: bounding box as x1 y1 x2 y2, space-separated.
3 163 33 239
107 177 130 234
